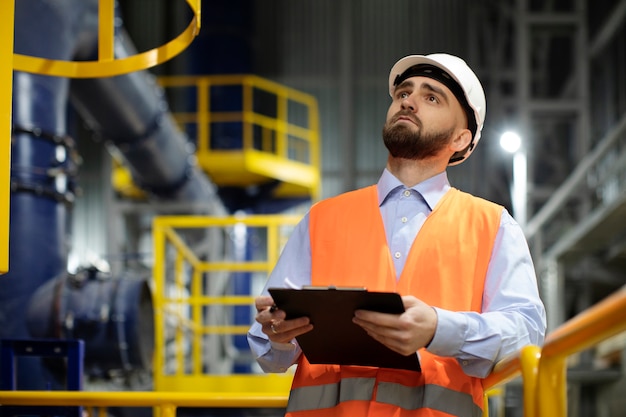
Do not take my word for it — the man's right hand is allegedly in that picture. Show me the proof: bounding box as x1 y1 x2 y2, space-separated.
255 295 314 343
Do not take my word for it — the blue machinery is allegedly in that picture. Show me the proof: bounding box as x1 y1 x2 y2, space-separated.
1 0 319 396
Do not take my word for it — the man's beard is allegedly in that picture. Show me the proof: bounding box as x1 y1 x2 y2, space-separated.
382 114 454 160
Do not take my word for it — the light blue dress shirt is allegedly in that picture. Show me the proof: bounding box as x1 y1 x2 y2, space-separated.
248 169 546 378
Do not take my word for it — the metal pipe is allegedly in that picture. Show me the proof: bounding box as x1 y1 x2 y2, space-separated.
2 0 85 388
3 0 225 388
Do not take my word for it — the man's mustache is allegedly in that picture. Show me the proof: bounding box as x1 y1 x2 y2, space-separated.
391 110 421 127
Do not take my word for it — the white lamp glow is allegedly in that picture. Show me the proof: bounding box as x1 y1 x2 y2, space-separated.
500 131 522 154
500 131 527 229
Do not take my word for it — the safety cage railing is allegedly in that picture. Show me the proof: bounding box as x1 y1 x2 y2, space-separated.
113 75 321 202
151 214 302 395
160 74 321 200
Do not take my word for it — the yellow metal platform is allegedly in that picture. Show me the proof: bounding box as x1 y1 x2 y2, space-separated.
113 74 321 202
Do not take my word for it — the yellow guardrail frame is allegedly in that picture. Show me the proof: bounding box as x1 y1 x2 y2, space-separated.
152 214 302 395
536 286 626 417
158 74 321 201
12 0 201 78
114 74 321 201
3 0 201 273
0 0 16 273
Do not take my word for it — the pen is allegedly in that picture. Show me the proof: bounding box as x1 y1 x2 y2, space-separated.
268 277 298 313
284 277 300 289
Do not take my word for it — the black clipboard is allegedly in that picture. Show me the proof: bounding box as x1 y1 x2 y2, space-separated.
268 287 421 371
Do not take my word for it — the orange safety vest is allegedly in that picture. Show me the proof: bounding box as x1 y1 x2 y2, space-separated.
286 185 502 417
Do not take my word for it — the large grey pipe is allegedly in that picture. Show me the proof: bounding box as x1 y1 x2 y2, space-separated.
69 10 225 212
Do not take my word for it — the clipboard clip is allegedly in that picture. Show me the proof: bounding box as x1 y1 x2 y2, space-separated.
302 285 367 291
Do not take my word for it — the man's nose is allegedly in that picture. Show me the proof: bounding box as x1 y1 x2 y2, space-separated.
401 96 415 111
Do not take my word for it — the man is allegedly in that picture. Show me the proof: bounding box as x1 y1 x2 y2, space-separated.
247 53 546 417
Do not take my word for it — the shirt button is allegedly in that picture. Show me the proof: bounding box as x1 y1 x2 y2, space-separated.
401 216 408 223
462 360 469 366
403 190 411 197
394 252 402 259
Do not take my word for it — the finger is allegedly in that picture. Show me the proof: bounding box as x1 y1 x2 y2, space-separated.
255 296 287 325
255 295 275 312
256 308 286 326
276 316 311 332
357 322 415 356
266 320 314 343
354 317 397 339
356 323 405 355
353 310 398 328
401 295 421 309
265 316 310 336
353 313 409 345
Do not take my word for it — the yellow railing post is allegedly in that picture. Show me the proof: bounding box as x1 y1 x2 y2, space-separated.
152 218 167 390
197 78 211 152
482 344 541 417
161 404 178 417
536 287 626 416
98 0 115 62
276 91 288 159
242 78 254 150
536 356 567 417
0 0 15 274
519 345 541 417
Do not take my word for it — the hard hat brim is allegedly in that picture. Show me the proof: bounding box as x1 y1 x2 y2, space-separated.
389 55 463 98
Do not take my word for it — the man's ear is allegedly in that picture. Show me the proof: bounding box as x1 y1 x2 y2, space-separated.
450 128 472 153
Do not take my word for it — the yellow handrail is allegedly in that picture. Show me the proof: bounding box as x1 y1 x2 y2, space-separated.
0 391 288 414
12 0 200 78
536 286 626 417
0 0 15 273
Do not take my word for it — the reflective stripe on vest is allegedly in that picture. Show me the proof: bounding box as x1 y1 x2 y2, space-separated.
287 377 375 412
287 378 482 417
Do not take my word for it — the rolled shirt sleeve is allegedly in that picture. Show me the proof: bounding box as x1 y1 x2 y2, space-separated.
248 321 302 373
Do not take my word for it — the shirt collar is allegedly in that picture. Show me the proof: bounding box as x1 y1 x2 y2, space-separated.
377 168 451 211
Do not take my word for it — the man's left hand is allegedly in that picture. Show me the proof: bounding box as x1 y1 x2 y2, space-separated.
352 295 438 356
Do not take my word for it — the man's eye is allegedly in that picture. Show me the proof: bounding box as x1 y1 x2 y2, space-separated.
399 92 409 99
427 95 439 103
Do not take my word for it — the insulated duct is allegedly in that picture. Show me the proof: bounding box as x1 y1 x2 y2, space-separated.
69 31 224 207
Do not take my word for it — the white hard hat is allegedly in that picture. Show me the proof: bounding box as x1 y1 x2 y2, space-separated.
388 53 486 165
